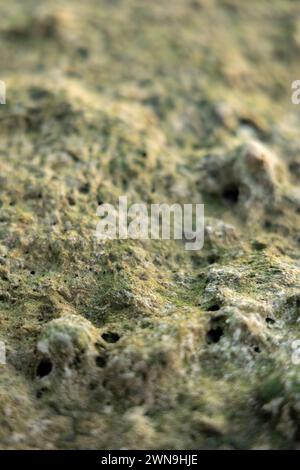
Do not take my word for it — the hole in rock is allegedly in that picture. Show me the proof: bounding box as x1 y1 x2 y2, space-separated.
79 182 90 194
95 355 107 368
36 387 48 399
206 326 223 344
264 220 272 230
222 185 239 204
68 196 76 206
207 304 221 312
101 332 120 343
207 254 220 264
36 359 53 378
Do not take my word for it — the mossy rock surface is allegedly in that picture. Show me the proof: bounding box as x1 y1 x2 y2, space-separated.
0 0 299 449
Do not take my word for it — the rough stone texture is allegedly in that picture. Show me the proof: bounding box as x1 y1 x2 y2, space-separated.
0 0 299 449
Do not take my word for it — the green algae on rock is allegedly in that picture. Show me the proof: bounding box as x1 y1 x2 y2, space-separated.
0 0 299 450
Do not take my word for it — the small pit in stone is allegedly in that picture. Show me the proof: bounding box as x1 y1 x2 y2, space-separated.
36 358 53 378
206 326 223 344
222 184 239 205
36 387 48 399
101 332 120 343
79 182 90 194
95 355 107 368
206 304 221 312
207 253 220 264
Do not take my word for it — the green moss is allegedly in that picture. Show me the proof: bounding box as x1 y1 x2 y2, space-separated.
0 0 299 450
